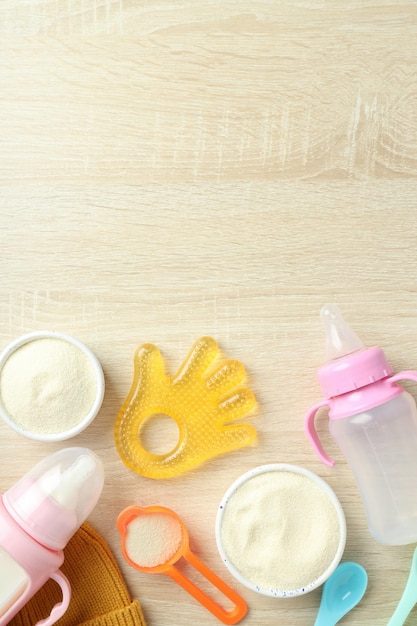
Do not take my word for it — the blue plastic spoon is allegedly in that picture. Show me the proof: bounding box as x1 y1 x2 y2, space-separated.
313 562 368 626
387 546 417 626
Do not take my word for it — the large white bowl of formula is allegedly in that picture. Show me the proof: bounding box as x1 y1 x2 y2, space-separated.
215 464 346 598
0 331 105 442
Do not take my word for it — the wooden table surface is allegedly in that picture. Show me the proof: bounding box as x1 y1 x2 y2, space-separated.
1 1 417 624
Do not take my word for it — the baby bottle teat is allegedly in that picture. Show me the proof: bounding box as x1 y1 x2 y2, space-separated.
316 305 393 399
3 447 104 550
320 304 364 361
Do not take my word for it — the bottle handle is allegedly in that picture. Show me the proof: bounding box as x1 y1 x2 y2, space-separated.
166 548 247 625
304 400 335 467
389 370 417 386
36 570 71 626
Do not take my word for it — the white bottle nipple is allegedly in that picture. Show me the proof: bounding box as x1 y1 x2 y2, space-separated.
3 447 104 550
41 454 97 510
320 304 364 361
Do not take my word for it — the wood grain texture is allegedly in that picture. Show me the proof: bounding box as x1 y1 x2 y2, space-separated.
1 2 417 183
1 1 417 625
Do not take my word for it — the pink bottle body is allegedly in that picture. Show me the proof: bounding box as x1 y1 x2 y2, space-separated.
0 495 70 625
0 447 104 625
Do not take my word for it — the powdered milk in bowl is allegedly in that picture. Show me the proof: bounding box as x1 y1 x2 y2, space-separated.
215 464 346 598
0 331 105 442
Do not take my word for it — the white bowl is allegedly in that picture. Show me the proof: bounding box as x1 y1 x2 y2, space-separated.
0 331 105 442
215 463 346 598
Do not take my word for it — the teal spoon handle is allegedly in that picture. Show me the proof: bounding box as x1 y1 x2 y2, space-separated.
387 577 417 625
313 608 334 626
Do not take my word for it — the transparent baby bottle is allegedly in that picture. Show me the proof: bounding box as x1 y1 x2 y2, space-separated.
0 447 104 625
305 305 417 546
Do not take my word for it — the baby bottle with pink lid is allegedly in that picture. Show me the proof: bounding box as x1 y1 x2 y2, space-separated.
305 304 417 546
0 446 104 625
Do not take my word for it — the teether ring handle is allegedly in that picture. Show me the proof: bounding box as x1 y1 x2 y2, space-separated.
166 548 247 625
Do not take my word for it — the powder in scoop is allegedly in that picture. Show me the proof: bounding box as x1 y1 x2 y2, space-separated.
220 470 341 591
124 513 183 568
0 338 98 434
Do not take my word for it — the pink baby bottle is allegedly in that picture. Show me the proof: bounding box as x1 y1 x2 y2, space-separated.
0 446 104 625
305 304 417 546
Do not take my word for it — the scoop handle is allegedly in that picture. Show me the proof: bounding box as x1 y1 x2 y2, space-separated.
387 593 416 626
166 548 247 625
387 547 417 626
386 582 416 626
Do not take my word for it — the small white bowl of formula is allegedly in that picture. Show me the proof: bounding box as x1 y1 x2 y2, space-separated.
216 464 346 598
0 331 105 442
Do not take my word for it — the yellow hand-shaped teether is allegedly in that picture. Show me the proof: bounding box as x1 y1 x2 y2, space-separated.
114 337 257 478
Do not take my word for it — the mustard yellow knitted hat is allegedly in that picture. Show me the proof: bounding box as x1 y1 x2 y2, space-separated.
10 523 147 626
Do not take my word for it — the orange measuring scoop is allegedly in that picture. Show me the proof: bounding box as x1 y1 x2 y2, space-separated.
117 505 248 625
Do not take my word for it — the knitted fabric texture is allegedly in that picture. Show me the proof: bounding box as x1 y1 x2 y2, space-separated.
10 523 147 626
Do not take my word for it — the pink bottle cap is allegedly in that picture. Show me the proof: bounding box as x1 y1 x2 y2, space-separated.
318 346 393 398
317 305 393 398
